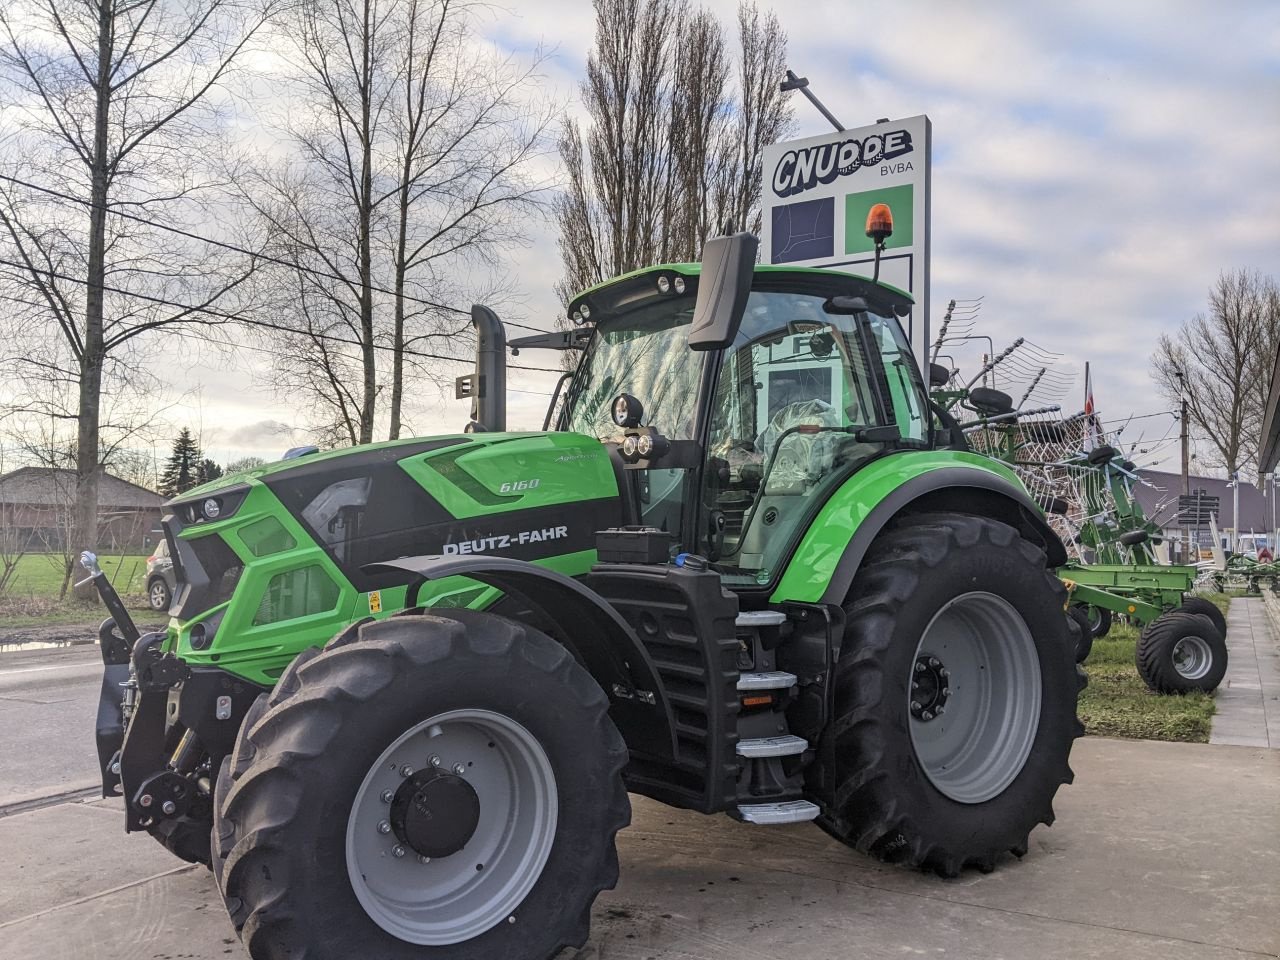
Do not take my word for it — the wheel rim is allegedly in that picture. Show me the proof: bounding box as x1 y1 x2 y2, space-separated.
1171 636 1213 680
1087 606 1103 633
345 709 558 945
909 592 1042 804
150 582 167 608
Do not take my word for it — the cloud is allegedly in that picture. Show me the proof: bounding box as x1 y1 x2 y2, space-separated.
78 0 1277 481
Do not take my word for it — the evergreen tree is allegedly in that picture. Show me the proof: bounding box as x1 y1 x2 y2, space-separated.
158 429 202 498
195 458 224 486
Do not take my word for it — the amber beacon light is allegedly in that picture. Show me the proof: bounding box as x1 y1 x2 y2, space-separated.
865 202 894 280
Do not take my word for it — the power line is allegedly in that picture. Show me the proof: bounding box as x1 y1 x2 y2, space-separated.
0 258 563 373
0 170 553 336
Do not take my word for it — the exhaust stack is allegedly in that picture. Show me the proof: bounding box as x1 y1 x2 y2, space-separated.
456 304 507 432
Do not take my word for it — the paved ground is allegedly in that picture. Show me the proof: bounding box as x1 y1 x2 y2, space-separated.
1212 598 1280 748
0 645 105 806
1 647 1277 959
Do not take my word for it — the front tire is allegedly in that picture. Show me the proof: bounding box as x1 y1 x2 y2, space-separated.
1178 596 1227 639
1136 612 1228 694
214 611 629 960
811 513 1085 875
147 576 171 612
1068 604 1093 663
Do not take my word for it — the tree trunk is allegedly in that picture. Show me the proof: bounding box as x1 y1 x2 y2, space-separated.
389 199 408 440
72 0 115 600
357 0 377 445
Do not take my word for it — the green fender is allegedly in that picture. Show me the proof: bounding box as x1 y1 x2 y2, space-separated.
770 450 1067 606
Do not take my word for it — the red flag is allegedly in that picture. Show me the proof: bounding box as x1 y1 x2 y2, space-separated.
1083 362 1100 450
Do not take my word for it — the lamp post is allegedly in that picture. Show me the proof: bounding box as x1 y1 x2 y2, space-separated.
779 69 847 133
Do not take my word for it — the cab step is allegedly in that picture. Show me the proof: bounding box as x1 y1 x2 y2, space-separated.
735 799 820 824
736 734 808 758
736 671 797 691
735 610 788 628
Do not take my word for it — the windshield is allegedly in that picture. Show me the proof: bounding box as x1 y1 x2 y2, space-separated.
563 293 703 441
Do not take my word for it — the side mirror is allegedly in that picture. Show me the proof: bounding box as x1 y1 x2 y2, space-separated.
689 232 757 351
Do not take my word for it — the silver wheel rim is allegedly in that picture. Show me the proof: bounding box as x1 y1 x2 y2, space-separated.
909 592 1042 804
1172 636 1213 680
345 709 558 945
150 582 167 608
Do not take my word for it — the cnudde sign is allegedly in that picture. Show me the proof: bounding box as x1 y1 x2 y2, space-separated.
770 127 915 198
761 115 931 362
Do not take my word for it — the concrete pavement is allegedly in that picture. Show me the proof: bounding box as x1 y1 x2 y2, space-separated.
0 646 105 806
1212 598 1280 748
0 737 1275 960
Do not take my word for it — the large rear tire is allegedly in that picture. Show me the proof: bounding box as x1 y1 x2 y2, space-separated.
810 513 1085 876
214 611 629 960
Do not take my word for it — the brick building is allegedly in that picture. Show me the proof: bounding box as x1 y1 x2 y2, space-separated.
0 467 164 552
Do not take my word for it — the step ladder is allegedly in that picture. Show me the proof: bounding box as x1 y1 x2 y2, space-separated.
735 799 820 824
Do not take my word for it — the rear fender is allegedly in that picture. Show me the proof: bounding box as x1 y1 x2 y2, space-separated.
772 456 1067 606
366 556 677 761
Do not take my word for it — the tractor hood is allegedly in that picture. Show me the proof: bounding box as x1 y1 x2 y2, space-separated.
159 431 624 654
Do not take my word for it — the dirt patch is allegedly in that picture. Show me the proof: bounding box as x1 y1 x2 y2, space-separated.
0 618 165 648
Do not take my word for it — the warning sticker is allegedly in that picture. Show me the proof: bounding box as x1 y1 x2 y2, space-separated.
368 591 383 614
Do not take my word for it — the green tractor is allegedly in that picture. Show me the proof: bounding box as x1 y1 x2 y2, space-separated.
85 229 1085 960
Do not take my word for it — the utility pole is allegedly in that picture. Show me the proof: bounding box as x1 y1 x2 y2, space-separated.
1177 368 1190 561
1177 370 1189 497
1231 471 1240 554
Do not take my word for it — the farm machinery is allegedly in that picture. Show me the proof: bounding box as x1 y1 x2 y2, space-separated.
929 325 1227 693
84 214 1088 960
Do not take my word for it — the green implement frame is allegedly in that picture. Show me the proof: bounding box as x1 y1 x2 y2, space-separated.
1060 562 1199 627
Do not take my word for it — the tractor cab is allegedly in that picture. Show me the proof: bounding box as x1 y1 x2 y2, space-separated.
523 237 926 590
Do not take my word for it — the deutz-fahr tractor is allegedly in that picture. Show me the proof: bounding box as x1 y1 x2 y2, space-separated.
85 221 1085 960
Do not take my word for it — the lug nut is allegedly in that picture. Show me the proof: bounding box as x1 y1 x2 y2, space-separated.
110 761 121 775
452 763 466 776
161 800 176 815
940 668 950 678
915 662 926 673
418 854 431 865
910 701 922 711
139 794 153 808
935 706 946 715
377 820 391 835
922 711 934 721
928 657 941 668
429 755 442 767
392 845 406 858
399 764 414 777
911 681 920 690
380 789 394 803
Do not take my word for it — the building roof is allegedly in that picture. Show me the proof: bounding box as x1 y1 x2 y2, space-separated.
0 467 163 510
1134 469 1275 532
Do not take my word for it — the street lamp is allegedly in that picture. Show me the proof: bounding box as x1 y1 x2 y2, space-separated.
779 69 846 133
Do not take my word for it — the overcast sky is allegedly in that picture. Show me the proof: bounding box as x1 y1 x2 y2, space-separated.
166 0 1279 477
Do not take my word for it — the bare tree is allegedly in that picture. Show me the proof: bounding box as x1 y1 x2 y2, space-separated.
727 1 792 235
555 0 792 304
1152 269 1280 479
0 0 272 587
240 0 553 444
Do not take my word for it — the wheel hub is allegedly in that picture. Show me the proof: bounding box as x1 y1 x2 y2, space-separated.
910 655 951 721
390 769 480 859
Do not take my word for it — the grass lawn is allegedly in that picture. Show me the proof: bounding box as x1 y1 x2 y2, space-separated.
1077 594 1227 743
1 553 153 628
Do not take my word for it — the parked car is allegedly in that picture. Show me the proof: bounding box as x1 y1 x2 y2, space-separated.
145 538 175 612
